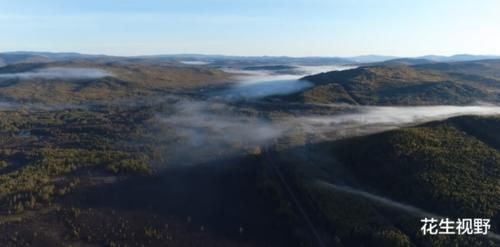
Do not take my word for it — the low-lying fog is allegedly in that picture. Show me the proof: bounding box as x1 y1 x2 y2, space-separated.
293 105 500 138
144 64 500 165
212 65 355 100
180 61 211 65
156 95 500 165
0 67 112 80
155 98 283 165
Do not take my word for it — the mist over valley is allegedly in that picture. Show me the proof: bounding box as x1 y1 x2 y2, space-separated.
0 52 499 247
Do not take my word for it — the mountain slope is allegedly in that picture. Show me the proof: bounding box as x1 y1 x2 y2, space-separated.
278 115 500 246
293 61 500 105
252 115 500 247
334 115 500 220
0 62 231 104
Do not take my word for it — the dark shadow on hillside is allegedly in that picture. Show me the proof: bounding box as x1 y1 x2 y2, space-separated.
62 154 304 247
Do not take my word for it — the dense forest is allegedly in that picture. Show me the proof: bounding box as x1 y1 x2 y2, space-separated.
304 115 500 246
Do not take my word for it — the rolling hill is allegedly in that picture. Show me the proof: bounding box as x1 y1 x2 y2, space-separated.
279 115 500 246
333 115 500 221
290 60 500 105
0 62 231 104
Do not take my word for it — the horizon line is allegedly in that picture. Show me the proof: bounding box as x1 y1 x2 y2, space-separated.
1 50 500 59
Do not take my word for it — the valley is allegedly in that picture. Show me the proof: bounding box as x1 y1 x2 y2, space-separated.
0 53 499 246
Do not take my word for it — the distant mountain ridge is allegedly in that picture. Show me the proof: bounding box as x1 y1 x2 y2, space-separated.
419 54 500 62
1 51 500 67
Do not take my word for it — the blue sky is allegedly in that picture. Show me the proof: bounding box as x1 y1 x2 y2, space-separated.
1 0 499 57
